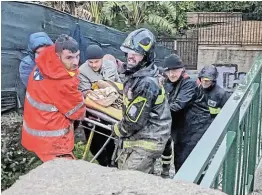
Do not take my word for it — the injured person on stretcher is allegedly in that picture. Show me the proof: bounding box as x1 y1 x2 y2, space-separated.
76 45 123 166
80 79 123 167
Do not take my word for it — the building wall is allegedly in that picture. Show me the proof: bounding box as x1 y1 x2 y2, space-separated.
197 45 262 72
197 45 262 92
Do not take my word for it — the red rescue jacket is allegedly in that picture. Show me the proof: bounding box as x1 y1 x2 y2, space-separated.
21 45 86 155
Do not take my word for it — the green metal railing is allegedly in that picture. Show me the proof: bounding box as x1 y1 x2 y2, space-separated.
174 55 262 195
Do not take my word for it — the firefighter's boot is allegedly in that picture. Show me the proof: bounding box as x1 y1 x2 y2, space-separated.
161 154 172 178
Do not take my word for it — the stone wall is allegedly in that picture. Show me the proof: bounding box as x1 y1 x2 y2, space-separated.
198 45 262 72
197 45 262 92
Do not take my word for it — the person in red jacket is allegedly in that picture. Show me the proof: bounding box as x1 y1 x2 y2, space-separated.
21 34 86 162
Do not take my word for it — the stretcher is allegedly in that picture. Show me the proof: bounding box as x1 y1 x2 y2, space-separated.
81 96 122 165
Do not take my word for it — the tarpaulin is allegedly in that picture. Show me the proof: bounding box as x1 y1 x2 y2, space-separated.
1 1 172 108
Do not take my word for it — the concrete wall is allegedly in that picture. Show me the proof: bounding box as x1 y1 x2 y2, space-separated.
197 45 262 72
197 45 262 92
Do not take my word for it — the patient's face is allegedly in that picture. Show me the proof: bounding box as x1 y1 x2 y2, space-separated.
88 59 103 72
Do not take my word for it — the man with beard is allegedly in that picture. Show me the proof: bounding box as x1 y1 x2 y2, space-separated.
21 34 86 162
112 28 172 174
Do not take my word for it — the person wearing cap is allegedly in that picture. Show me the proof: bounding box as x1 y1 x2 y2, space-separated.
161 54 212 173
21 34 86 162
78 45 120 95
112 28 171 174
78 45 121 167
198 65 230 119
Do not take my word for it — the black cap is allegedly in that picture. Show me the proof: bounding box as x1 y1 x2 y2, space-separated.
86 45 104 60
163 54 184 70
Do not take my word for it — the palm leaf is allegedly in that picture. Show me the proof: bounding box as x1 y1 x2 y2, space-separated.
147 14 177 35
159 1 177 22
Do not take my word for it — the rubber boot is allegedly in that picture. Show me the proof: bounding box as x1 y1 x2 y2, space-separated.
161 164 171 178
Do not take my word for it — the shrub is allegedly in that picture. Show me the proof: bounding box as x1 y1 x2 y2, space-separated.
1 112 96 191
1 112 42 191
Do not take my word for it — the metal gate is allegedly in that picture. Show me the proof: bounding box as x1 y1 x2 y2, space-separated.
157 36 198 70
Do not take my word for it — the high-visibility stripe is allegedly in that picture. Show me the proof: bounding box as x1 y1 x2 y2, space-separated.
124 87 165 109
123 140 160 151
209 107 221 115
161 154 172 160
162 160 172 165
114 124 122 137
114 124 127 137
23 121 70 137
155 87 165 105
65 102 85 117
161 154 172 164
123 95 130 106
26 92 58 112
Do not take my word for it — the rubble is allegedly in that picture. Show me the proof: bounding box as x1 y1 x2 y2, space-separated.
3 158 226 195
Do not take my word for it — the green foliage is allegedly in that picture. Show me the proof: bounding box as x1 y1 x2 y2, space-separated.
1 112 42 191
73 141 97 162
1 112 96 191
101 1 194 36
193 1 262 14
37 1 261 37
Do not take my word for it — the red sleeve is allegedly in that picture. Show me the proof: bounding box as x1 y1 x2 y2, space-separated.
53 81 86 121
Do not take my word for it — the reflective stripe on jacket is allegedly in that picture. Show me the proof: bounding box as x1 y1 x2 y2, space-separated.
114 64 172 152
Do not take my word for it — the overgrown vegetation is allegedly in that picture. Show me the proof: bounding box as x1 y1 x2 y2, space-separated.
35 1 195 36
35 1 262 37
1 112 93 191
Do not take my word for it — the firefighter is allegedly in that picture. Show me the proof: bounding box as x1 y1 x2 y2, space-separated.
21 34 86 162
112 28 172 174
161 54 212 173
198 65 231 119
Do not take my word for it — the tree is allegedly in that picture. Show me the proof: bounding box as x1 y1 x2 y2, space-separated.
193 1 262 14
36 1 196 36
102 1 180 36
